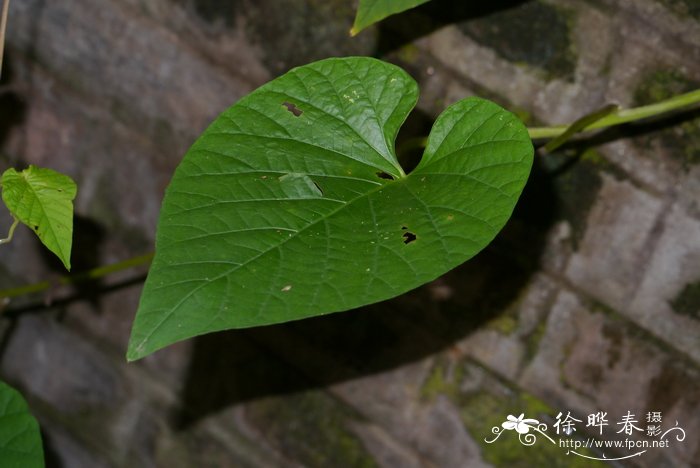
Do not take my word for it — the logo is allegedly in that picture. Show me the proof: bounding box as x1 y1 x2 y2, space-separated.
484 410 686 462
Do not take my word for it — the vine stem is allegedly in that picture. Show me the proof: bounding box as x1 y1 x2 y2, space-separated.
0 253 153 300
0 0 10 77
528 88 700 139
1 88 699 302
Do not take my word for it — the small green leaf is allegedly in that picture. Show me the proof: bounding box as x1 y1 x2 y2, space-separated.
351 0 431 35
1 166 77 270
127 57 533 361
0 380 44 468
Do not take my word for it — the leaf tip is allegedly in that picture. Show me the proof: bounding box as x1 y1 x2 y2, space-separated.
126 328 151 361
349 26 360 37
126 342 145 362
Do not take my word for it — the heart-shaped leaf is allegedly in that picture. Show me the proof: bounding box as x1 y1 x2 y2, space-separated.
1 166 76 270
352 0 432 35
0 380 44 468
127 57 533 361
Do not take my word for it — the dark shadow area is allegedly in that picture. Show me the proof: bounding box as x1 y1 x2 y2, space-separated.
37 215 106 310
0 56 28 357
175 155 558 428
40 429 65 468
1 273 148 319
395 107 434 174
0 319 17 366
0 53 28 155
374 0 530 55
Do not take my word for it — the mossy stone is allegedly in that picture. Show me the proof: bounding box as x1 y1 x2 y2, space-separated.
486 313 519 336
187 0 239 25
634 69 700 171
671 280 700 319
458 1 577 80
655 0 700 20
175 0 376 74
461 391 605 467
247 390 378 468
421 359 464 400
244 0 376 74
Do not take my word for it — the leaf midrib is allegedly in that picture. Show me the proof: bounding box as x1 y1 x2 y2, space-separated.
135 169 401 353
15 174 68 262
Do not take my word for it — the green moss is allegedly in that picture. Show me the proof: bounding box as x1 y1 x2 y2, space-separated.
670 280 700 319
461 392 605 467
421 360 465 400
395 44 421 64
655 0 700 20
458 1 577 80
486 314 519 336
422 363 451 400
520 393 555 417
634 69 700 171
247 390 378 468
635 69 699 103
523 320 547 365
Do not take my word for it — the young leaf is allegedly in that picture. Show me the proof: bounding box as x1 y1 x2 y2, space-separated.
127 57 533 361
0 380 44 468
351 0 431 35
1 166 77 270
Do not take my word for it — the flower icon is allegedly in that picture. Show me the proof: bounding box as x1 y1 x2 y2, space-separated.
486 413 553 446
502 414 540 434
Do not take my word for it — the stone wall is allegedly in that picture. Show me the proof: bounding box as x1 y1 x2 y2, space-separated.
0 0 698 466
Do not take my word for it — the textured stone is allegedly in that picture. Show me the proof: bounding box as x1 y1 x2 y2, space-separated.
425 26 544 111
678 165 700 219
244 389 379 468
457 274 559 381
39 419 112 468
627 205 700 363
458 1 577 79
348 422 425 468
565 174 665 311
332 360 490 468
519 290 591 413
0 315 124 413
156 407 294 468
520 289 700 466
9 0 259 146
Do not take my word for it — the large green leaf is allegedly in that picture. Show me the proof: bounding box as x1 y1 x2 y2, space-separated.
1 166 76 270
127 57 533 361
351 0 431 35
0 380 44 468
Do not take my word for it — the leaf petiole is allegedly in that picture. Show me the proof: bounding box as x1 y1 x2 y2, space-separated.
0 216 18 245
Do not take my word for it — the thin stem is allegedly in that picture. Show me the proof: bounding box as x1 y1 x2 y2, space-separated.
0 216 18 244
528 88 700 139
0 0 10 78
542 103 618 153
0 252 153 300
